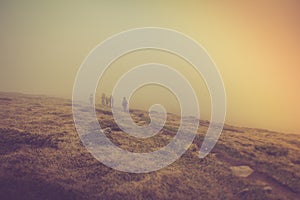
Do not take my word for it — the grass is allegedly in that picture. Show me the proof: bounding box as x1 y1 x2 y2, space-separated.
254 144 289 156
0 92 299 199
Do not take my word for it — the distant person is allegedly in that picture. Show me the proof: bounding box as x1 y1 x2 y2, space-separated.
110 95 114 108
105 96 109 107
101 93 106 106
122 97 128 112
89 94 93 105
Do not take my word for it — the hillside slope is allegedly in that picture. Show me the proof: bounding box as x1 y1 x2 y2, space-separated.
0 92 299 200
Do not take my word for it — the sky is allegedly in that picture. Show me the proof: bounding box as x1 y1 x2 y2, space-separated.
0 1 300 133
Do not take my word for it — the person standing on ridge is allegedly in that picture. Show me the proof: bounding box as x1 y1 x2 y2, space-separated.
89 94 93 105
101 93 106 106
105 96 109 107
122 97 128 112
110 95 114 108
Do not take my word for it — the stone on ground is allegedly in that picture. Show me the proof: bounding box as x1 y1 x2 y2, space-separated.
230 165 254 178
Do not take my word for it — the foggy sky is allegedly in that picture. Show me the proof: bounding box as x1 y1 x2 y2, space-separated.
1 1 300 133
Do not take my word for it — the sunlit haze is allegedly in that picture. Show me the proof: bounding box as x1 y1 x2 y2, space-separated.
1 1 299 133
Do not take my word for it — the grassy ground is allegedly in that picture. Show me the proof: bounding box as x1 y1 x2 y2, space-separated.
0 92 299 199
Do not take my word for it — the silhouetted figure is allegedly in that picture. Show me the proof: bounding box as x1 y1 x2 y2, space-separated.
105 97 109 107
110 95 114 108
122 97 128 112
89 94 93 105
101 93 106 106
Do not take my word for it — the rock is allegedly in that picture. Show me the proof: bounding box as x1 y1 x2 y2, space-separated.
239 188 250 194
137 121 147 125
230 165 254 178
103 127 111 134
263 186 272 193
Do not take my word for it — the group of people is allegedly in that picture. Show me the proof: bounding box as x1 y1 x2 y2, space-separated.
90 93 128 112
101 93 113 108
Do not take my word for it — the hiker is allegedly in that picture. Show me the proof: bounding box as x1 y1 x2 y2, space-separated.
89 94 93 105
105 96 110 107
122 97 128 112
110 95 114 108
101 93 106 106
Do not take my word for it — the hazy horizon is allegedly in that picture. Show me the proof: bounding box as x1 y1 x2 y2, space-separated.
1 1 300 134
